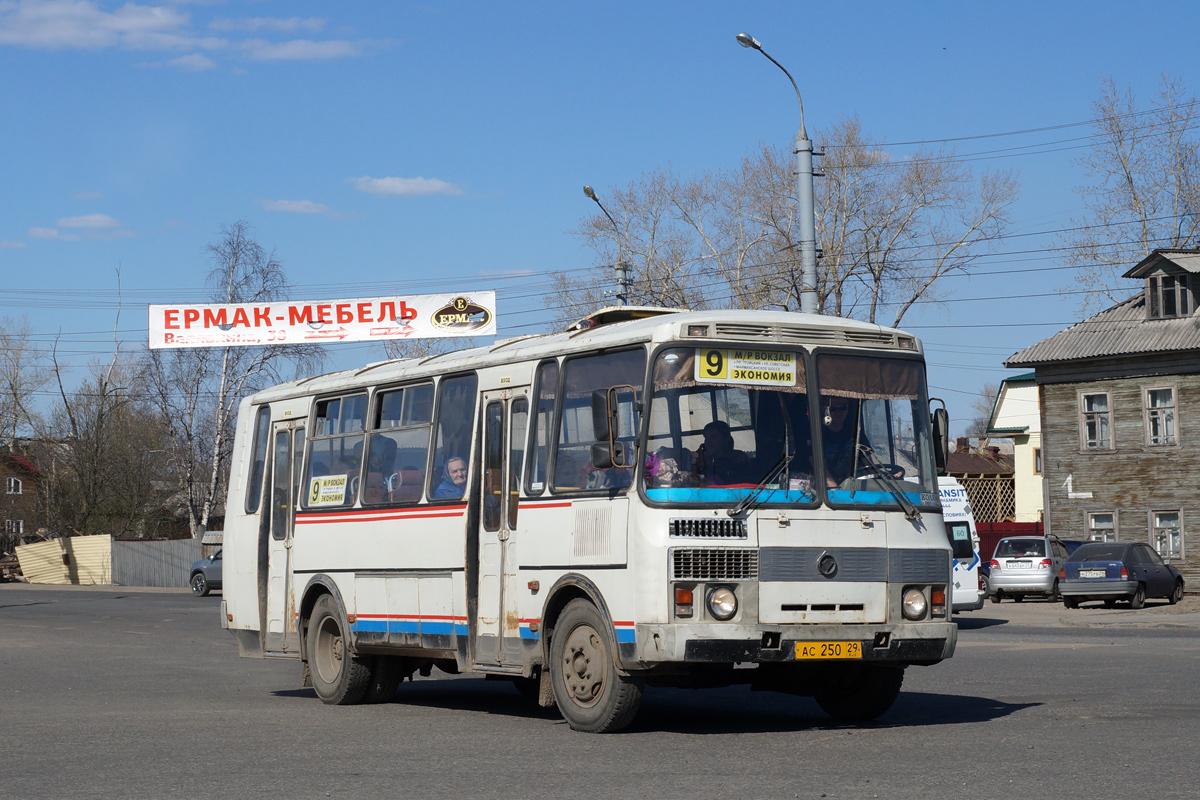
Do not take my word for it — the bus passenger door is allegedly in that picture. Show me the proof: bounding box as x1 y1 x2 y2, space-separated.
475 388 529 666
265 422 304 654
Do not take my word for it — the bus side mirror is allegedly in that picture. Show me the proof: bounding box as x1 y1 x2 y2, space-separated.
929 401 949 474
590 441 629 470
591 389 614 443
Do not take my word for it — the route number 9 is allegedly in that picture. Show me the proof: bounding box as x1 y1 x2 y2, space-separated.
704 350 723 378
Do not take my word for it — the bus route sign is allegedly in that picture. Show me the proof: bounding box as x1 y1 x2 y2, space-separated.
693 348 796 387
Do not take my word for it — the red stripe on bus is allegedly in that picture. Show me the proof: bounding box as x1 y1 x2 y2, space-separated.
520 502 572 509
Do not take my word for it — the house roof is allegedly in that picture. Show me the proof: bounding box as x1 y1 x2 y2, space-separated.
1005 290 1200 367
1123 248 1200 278
4 454 39 475
946 450 1013 476
985 425 1028 435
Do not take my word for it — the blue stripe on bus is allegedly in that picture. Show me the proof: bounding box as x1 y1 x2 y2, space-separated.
353 620 468 636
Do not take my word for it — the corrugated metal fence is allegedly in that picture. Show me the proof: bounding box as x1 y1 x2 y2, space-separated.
111 538 203 588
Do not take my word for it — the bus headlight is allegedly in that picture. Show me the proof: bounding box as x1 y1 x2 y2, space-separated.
707 586 738 620
901 588 927 620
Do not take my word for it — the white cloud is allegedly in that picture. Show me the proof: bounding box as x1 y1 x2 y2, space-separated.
210 17 325 34
0 2 367 64
57 213 119 228
1 239 27 248
168 52 214 70
28 226 77 240
0 0 190 49
242 38 360 61
259 199 332 215
349 176 464 197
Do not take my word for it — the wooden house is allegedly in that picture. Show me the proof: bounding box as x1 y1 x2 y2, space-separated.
1006 248 1200 586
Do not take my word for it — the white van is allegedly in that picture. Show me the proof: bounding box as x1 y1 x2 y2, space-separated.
939 477 984 612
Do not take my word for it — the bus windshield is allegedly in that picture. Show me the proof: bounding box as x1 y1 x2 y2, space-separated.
643 347 818 505
642 346 937 509
817 353 938 509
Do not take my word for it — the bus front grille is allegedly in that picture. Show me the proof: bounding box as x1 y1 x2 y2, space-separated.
672 548 759 581
669 518 747 539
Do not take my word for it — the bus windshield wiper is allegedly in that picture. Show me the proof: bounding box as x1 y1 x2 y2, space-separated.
855 444 921 521
727 451 791 518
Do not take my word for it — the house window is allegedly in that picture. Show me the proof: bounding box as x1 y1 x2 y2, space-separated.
1088 512 1116 542
3 519 22 535
5 477 20 495
1080 392 1111 449
1147 273 1192 319
1151 511 1183 559
1033 447 1042 475
1144 386 1177 446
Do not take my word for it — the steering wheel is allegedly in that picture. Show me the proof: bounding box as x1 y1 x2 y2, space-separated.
854 463 906 480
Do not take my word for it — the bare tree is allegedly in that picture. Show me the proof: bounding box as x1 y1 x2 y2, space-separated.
965 381 1001 437
143 221 324 537
554 115 1018 328
1064 76 1200 312
0 315 50 448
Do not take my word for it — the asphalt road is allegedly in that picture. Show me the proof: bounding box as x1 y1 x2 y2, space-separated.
2 585 1198 800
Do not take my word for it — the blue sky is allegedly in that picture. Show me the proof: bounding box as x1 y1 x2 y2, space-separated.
2 1 1198 433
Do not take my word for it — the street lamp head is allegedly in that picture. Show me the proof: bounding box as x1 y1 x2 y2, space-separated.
583 185 598 201
736 32 761 50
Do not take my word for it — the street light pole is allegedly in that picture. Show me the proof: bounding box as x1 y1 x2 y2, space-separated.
736 32 819 315
583 185 633 306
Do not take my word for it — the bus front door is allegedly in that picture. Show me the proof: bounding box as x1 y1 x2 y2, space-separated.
475 389 529 667
264 422 304 654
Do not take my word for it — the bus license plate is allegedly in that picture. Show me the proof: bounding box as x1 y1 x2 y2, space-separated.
795 641 863 660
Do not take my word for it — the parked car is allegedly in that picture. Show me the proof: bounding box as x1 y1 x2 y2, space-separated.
1060 542 1185 609
190 549 222 597
988 535 1071 602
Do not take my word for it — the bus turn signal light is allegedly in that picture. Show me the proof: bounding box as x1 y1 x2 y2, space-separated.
675 587 694 618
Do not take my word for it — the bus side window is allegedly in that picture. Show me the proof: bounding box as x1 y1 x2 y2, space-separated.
364 383 433 506
526 360 558 496
428 373 478 502
245 406 272 513
304 393 367 508
553 348 646 493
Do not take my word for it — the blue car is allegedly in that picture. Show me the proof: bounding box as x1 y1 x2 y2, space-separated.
1060 542 1184 609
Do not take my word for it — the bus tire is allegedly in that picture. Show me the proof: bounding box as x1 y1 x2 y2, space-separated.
813 664 905 722
549 599 643 733
364 656 404 704
307 594 371 705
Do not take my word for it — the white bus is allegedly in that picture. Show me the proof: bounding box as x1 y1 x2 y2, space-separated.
221 307 957 732
939 476 985 612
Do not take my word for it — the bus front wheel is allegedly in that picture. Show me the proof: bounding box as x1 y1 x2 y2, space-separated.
813 664 905 722
549 599 643 733
307 594 371 705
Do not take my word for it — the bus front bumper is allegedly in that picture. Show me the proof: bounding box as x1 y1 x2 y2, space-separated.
627 621 956 668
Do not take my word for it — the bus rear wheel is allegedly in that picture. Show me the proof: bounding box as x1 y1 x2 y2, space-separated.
307 594 371 705
549 599 643 733
813 664 905 722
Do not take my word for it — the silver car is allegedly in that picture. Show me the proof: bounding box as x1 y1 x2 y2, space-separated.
988 536 1070 602
189 549 222 597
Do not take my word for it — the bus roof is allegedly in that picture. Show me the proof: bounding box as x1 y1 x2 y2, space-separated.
249 308 919 403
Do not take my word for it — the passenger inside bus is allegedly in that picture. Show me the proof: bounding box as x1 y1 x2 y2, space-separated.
432 456 468 499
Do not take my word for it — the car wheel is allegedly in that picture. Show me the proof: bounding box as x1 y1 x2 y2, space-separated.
990 592 1002 604
307 594 372 705
814 664 905 722
980 575 989 596
190 572 209 597
1063 597 1078 609
1049 579 1060 601
1169 580 1184 605
1130 583 1146 610
549 598 643 733
1012 594 1025 603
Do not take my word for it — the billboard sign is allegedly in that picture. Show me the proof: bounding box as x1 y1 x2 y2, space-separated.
148 292 496 349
